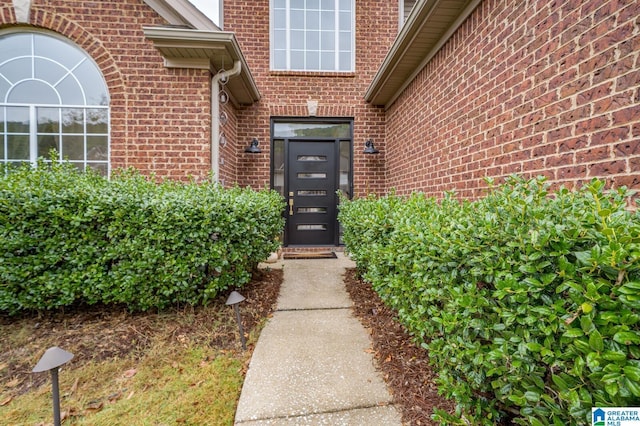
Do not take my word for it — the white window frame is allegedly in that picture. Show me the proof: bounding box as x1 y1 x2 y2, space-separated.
270 0 355 72
0 30 110 175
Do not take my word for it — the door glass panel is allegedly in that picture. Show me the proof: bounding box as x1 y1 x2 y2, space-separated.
298 190 327 196
298 207 327 213
298 155 327 161
297 172 326 179
339 140 351 196
297 224 327 231
272 139 285 196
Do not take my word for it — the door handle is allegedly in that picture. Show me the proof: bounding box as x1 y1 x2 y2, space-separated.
289 198 294 216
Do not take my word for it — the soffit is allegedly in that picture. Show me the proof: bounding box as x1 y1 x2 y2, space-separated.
365 0 481 109
143 0 220 31
144 27 261 106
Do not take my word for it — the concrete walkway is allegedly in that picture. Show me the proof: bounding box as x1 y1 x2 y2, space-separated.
234 253 402 425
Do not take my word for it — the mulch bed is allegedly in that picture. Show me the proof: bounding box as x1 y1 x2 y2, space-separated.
344 267 456 425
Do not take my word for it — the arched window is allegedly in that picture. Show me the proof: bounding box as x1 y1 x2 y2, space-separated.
0 31 110 175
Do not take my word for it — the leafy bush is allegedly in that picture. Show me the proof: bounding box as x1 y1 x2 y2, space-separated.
0 162 284 314
338 176 640 425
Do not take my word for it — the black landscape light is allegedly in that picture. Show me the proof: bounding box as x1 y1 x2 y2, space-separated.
226 291 247 350
245 138 262 153
32 346 74 426
363 139 379 154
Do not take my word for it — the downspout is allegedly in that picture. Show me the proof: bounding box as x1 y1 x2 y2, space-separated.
211 60 241 182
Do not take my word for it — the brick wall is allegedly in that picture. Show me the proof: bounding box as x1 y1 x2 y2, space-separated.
224 0 395 196
386 0 640 199
1 0 221 182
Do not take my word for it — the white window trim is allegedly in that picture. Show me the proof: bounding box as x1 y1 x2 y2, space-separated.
0 30 111 176
269 0 355 72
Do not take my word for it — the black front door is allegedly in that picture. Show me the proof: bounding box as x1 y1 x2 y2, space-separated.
286 140 337 245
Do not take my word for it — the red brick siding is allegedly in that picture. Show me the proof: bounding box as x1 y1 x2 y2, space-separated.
225 0 396 196
1 0 226 182
386 0 640 199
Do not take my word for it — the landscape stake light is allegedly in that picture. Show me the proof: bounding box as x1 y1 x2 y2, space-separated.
225 291 247 350
32 346 74 426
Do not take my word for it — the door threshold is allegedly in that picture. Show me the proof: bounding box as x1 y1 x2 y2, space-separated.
282 252 337 260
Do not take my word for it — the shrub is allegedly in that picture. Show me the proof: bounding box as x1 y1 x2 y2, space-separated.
0 162 284 314
338 176 640 425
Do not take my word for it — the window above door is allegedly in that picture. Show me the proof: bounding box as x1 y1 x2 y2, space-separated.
399 0 418 27
270 0 354 72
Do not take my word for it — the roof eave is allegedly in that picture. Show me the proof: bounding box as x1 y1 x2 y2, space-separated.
144 0 220 31
143 27 261 106
365 0 481 109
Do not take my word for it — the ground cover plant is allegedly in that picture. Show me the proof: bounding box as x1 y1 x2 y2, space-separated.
0 162 284 314
0 267 282 425
339 176 640 425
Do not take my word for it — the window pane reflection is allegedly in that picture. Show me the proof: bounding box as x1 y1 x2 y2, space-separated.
7 135 29 160
87 136 108 161
271 0 353 71
6 107 29 132
62 108 85 133
0 33 30 65
37 134 59 158
34 35 84 69
9 80 59 104
273 122 351 138
38 108 60 133
35 58 66 83
62 135 84 160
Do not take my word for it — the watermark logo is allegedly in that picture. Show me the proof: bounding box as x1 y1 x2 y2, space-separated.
593 408 640 426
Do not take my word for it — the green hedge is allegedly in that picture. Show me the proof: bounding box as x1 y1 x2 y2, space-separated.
0 163 284 314
338 176 640 425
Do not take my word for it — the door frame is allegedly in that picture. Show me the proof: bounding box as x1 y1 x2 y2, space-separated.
270 118 353 247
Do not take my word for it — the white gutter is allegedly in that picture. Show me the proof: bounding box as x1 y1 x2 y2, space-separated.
211 60 241 182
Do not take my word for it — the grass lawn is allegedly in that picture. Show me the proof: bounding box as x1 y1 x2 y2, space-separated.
0 268 282 426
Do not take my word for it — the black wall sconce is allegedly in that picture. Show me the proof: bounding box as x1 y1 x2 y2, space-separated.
364 139 379 154
245 138 262 153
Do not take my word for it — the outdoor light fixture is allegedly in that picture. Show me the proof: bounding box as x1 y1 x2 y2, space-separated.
32 346 74 426
245 138 262 153
225 291 247 350
364 139 379 154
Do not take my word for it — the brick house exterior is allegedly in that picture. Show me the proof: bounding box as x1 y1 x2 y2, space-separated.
224 0 394 195
1 0 638 246
0 0 257 183
367 0 640 199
